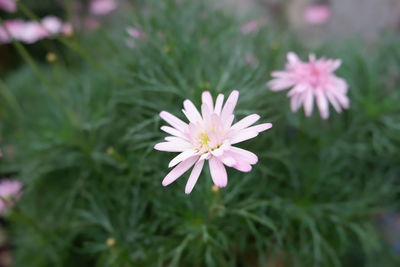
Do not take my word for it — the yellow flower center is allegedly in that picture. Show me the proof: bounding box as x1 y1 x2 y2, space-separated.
198 133 210 148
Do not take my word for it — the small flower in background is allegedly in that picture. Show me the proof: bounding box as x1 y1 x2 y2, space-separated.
90 0 117 16
154 90 272 194
0 17 72 44
0 0 17 13
241 20 260 34
268 52 349 119
41 16 63 35
0 179 22 214
304 5 331 25
126 27 145 40
126 27 146 48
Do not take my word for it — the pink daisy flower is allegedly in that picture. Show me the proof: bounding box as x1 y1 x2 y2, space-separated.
304 5 331 25
154 90 272 194
0 179 22 214
89 0 117 16
268 52 349 119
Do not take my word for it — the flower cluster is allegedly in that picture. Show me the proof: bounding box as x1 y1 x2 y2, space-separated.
0 16 72 44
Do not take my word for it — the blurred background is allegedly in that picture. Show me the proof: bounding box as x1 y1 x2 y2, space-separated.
1 0 400 266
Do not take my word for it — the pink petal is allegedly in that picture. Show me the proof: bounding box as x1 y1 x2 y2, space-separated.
160 126 187 140
214 94 224 115
221 90 239 120
325 90 342 113
219 154 236 167
162 156 198 186
209 157 228 188
184 160 205 194
268 78 294 91
183 99 202 123
304 89 314 117
200 103 213 120
154 142 191 152
245 123 273 133
168 149 197 168
229 129 259 145
201 91 214 110
160 111 187 132
315 90 329 119
231 114 260 131
287 52 300 65
230 147 258 164
232 160 252 172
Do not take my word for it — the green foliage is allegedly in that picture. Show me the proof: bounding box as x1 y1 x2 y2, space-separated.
1 0 400 266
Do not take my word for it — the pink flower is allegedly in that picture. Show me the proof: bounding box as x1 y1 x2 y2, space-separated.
0 17 69 44
126 27 145 40
41 16 63 35
268 52 349 119
90 0 117 15
0 0 17 13
0 179 22 214
154 90 272 194
304 5 331 25
241 20 260 34
0 20 45 44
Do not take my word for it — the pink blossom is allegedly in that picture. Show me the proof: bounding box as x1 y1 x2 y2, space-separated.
90 0 117 16
0 179 22 214
0 0 17 13
41 16 63 34
0 17 70 44
304 5 331 25
268 52 349 119
154 90 272 194
126 27 145 40
241 20 260 34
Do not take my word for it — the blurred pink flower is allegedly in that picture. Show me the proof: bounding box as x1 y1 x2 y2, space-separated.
0 179 22 214
0 0 17 13
127 27 145 40
268 52 349 119
90 0 117 15
154 90 272 194
241 20 260 34
304 5 331 25
0 17 70 44
41 16 63 34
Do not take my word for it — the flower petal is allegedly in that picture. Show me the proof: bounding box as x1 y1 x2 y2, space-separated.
221 90 239 120
229 129 258 145
162 156 198 186
184 160 205 194
209 157 228 188
214 94 224 115
245 123 273 133
304 89 314 117
202 91 214 110
160 111 187 132
183 99 202 123
168 149 197 168
154 142 191 152
160 126 187 140
315 90 329 119
230 147 258 164
231 114 260 131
